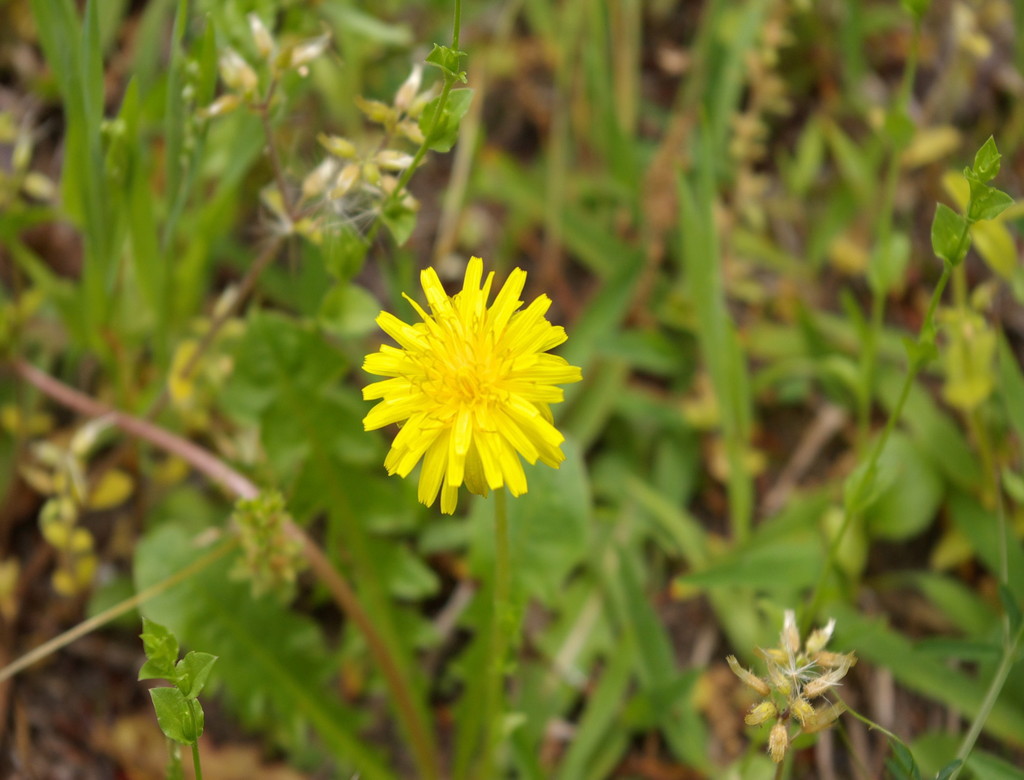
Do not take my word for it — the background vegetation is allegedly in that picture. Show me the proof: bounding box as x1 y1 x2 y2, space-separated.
1 0 1023 777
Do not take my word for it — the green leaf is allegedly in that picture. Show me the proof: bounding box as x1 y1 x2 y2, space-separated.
999 584 1023 638
322 227 370 281
150 686 202 744
419 88 474 153
998 335 1024 443
865 433 944 541
886 738 921 780
380 199 417 246
930 203 968 265
900 0 931 22
883 108 915 149
424 43 467 81
319 282 381 338
471 440 591 606
968 181 1014 222
934 760 963 780
138 617 179 681
972 136 1001 182
222 312 345 423
174 651 218 699
966 750 1024 780
868 230 910 295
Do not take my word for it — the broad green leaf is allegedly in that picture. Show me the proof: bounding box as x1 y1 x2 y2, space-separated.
424 44 467 81
877 369 981 490
419 88 474 152
967 181 1014 222
972 136 1001 182
930 203 968 265
222 312 345 423
138 617 178 681
150 686 202 744
174 651 218 699
865 433 944 541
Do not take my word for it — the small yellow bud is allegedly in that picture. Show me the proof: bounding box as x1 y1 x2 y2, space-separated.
397 119 425 145
73 554 98 586
317 133 357 159
727 655 771 697
744 700 777 726
51 568 77 597
69 527 94 554
768 721 789 763
791 696 815 726
362 162 381 186
355 95 396 126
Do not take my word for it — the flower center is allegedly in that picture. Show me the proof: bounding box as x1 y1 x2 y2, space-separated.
425 328 510 410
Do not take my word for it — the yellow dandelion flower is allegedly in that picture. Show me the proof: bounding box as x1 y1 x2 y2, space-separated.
362 257 583 514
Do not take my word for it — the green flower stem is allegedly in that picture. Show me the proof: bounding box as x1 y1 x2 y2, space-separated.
0 537 237 685
840 697 907 747
477 488 511 780
951 619 1024 778
8 360 439 780
390 0 463 201
802 261 952 633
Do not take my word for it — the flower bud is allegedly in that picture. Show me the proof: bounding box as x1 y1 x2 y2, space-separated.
278 30 331 71
317 133 357 159
727 655 771 697
248 14 275 59
375 150 415 171
744 700 777 726
218 49 258 96
769 721 789 763
394 64 423 112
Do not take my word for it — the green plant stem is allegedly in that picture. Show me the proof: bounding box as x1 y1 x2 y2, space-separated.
950 620 1024 778
390 0 463 201
477 488 511 780
857 20 920 448
8 360 439 780
0 537 237 684
192 741 204 780
802 261 952 632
